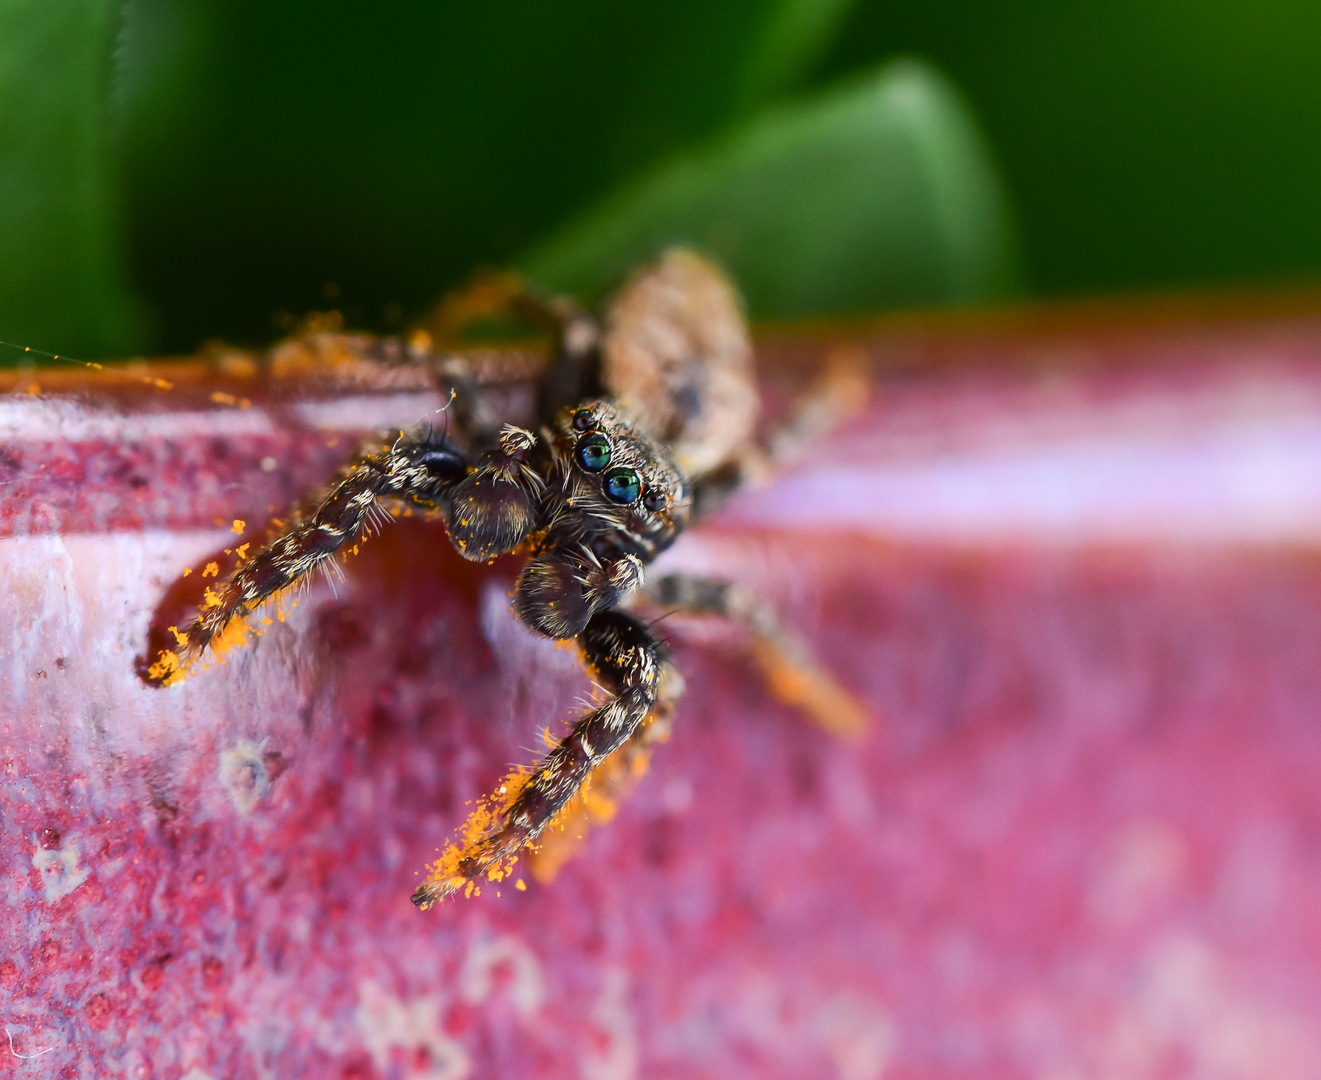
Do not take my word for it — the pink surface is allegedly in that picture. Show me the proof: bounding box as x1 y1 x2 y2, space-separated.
5 318 1321 1078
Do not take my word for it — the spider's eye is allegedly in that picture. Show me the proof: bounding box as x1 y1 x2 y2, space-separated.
575 433 612 472
642 488 666 512
572 408 595 432
603 468 641 504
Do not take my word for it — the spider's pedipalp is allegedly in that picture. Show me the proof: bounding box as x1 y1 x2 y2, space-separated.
512 545 645 640
446 424 543 562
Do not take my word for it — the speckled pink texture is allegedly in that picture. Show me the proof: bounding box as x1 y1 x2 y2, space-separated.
5 317 1321 1078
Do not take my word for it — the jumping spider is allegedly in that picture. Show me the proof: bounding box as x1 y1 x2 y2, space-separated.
154 249 869 907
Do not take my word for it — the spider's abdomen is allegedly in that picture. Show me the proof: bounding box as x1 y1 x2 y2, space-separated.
601 249 758 480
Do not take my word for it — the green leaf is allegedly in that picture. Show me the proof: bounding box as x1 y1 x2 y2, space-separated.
521 59 1021 320
732 0 862 112
0 0 149 357
114 0 864 351
818 0 1321 296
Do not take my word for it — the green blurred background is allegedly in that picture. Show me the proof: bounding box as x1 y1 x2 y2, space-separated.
2 0 1319 358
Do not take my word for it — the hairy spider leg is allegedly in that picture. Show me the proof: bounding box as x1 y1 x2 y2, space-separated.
688 343 871 518
152 435 467 682
422 270 602 428
526 660 685 884
411 609 662 907
647 572 869 739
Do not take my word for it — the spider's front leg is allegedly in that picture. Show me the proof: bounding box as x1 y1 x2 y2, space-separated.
149 431 467 682
411 609 661 908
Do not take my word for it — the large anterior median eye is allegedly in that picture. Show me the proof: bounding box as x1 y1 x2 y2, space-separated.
575 433 611 472
603 467 641 504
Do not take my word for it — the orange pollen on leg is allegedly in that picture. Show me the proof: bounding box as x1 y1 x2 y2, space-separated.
751 640 870 739
205 614 252 666
147 649 183 685
528 715 660 885
417 767 533 901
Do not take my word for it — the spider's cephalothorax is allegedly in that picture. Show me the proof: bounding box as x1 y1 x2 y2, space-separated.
152 249 868 907
508 402 691 641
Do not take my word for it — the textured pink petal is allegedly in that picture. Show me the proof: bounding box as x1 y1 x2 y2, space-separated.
4 309 1321 1077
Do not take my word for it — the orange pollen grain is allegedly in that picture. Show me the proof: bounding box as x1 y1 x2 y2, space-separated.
208 615 250 662
147 650 182 685
416 768 532 902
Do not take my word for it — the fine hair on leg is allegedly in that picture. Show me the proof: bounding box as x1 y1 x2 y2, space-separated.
647 571 869 738
412 609 661 906
150 433 466 682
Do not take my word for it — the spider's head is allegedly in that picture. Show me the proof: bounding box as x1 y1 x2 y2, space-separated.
549 400 691 556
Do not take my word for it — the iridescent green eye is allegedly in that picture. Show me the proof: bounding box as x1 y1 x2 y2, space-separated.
575 433 611 472
604 467 641 504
